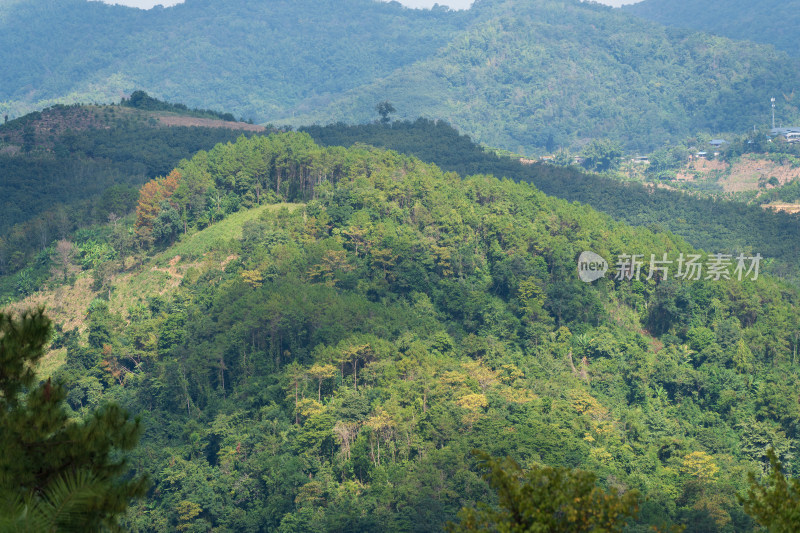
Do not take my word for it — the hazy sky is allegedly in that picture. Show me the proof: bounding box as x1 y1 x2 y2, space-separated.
102 0 641 10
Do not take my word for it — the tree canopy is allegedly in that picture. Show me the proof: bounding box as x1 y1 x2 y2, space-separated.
4 132 794 530
449 450 639 532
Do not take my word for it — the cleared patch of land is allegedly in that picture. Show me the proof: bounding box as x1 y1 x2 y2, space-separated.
676 157 728 180
763 203 800 214
674 155 800 193
155 114 266 131
4 274 99 377
3 203 302 376
719 157 800 193
5 274 97 335
110 203 302 319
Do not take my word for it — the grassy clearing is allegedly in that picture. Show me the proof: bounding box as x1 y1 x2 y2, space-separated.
110 202 302 318
5 274 97 334
2 274 98 378
109 268 184 319
162 203 302 262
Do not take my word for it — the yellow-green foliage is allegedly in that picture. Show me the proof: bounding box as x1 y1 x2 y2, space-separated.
22 132 800 532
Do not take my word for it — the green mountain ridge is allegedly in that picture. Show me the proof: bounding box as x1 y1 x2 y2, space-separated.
4 103 800 306
625 0 800 58
12 130 799 531
0 0 468 122
291 0 800 152
301 120 800 284
1 0 799 152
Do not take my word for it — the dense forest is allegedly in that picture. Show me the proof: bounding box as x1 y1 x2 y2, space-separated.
3 132 800 530
1 0 799 152
4 0 800 529
4 106 800 304
626 0 800 58
303 120 800 284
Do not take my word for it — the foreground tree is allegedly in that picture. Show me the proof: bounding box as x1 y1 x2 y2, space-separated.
449 451 639 532
0 308 147 532
741 448 800 532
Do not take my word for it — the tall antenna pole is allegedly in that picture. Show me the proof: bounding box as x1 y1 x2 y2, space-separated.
771 97 776 129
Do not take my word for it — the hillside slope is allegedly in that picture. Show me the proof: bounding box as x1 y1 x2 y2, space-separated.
1 0 798 153
14 131 799 531
0 99 265 291
303 120 800 283
625 0 800 58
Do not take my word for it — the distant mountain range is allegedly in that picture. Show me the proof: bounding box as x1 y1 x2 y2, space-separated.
1 0 798 152
0 0 467 118
625 0 800 58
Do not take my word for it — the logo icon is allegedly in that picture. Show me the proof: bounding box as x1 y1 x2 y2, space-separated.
578 251 608 283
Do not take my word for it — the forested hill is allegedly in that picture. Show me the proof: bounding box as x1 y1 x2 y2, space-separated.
0 100 265 290
303 120 800 283
15 131 800 531
625 0 800 58
1 0 799 153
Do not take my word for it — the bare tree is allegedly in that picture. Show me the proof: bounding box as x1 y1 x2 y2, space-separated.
52 239 76 281
36 219 49 251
